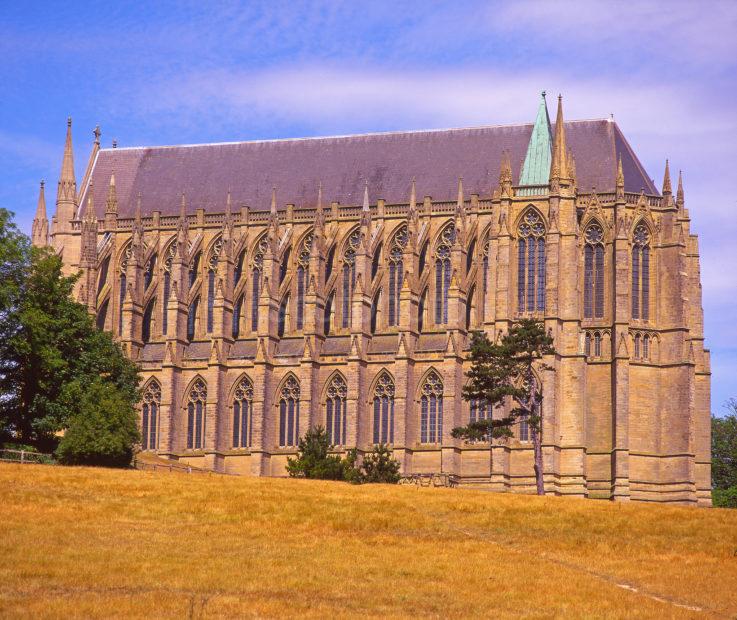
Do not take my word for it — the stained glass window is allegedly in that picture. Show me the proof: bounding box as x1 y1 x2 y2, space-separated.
517 209 546 313
420 371 443 443
341 230 360 328
296 233 312 330
279 376 300 447
251 236 267 331
186 379 207 450
388 225 408 326
232 376 253 448
434 224 455 325
632 224 650 321
584 224 605 319
325 374 348 446
141 381 161 451
373 372 395 444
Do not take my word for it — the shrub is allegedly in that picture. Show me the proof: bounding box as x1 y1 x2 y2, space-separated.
344 444 401 484
55 380 139 467
712 486 737 508
286 426 345 480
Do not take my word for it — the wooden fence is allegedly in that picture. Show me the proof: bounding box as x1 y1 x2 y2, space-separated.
0 449 54 464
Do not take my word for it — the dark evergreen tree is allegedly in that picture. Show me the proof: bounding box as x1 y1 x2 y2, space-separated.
452 319 555 495
359 443 401 484
286 426 345 480
712 399 737 507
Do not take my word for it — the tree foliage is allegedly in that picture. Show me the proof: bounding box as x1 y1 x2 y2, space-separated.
0 209 140 463
712 399 737 507
286 426 345 480
358 443 401 484
452 319 555 494
56 380 140 467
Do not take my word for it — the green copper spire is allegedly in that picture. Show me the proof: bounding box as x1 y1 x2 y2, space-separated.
519 91 553 187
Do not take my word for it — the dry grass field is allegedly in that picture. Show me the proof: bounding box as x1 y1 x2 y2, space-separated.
0 464 736 619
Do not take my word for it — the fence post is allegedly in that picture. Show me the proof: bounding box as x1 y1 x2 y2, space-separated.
20 450 25 464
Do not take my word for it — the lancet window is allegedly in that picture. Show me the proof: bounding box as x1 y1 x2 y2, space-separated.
141 381 161 451
206 237 223 333
584 223 605 319
373 373 395 444
296 232 313 330
517 209 546 313
388 225 408 326
325 374 348 446
341 230 360 328
186 379 207 450
162 242 176 335
251 235 268 331
632 224 650 321
434 224 455 324
420 371 444 443
279 376 300 447
469 398 492 424
232 376 253 449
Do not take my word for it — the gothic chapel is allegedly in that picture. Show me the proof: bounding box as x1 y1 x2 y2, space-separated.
32 94 711 504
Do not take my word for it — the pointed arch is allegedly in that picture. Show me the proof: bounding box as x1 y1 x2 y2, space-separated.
161 236 177 335
516 206 546 313
230 374 254 448
632 220 651 321
140 378 161 451
276 373 301 447
583 221 605 319
370 370 395 444
185 376 207 450
250 233 268 332
323 371 348 446
433 221 456 325
295 229 313 330
341 227 361 328
417 368 444 444
117 240 132 336
388 224 408 326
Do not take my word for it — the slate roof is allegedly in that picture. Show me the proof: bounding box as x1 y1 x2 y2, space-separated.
81 119 657 218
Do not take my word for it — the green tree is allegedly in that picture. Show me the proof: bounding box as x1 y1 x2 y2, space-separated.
712 399 737 508
452 319 555 495
56 380 140 467
286 426 345 480
359 443 401 484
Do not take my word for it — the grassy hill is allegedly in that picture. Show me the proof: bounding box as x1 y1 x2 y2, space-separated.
0 463 735 618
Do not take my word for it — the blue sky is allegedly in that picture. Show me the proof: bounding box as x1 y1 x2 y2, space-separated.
1 0 735 410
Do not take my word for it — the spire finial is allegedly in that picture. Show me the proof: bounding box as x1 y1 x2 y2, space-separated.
67 116 72 128
135 191 142 223
550 94 568 181
662 159 672 195
676 170 685 210
456 176 464 207
105 172 118 214
93 125 101 144
84 181 96 222
32 180 49 247
35 179 47 219
57 116 77 203
362 181 369 212
225 188 232 217
270 186 277 214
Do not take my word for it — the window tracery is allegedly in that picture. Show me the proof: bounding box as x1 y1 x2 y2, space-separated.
162 242 176 335
232 376 253 448
325 374 348 446
388 225 408 326
279 376 300 447
186 379 207 450
373 373 395 444
251 235 268 331
632 224 650 321
584 223 605 319
434 224 455 324
206 238 223 333
420 371 443 443
517 209 546 313
342 229 360 328
141 381 161 451
296 232 313 330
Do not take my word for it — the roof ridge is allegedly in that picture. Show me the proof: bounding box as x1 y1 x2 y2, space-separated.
99 118 614 152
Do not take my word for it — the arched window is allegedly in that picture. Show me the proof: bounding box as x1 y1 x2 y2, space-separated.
279 247 290 285
325 245 336 282
434 224 455 324
371 242 382 282
373 372 395 444
325 374 347 446
585 331 592 356
324 290 335 336
632 224 650 321
643 334 650 360
142 298 155 343
189 251 201 290
144 253 156 291
279 376 300 447
162 242 176 335
388 225 408 326
296 233 312 330
584 223 605 319
96 298 109 331
519 417 530 442
634 333 641 358
186 379 207 450
232 295 243 338
370 290 380 334
517 209 546 313
420 371 443 443
466 238 476 276
97 255 110 297
232 376 253 448
251 236 267 331
206 237 223 333
141 381 161 451
418 287 428 333
594 331 601 357
342 230 360 328
187 296 199 342
278 294 289 337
